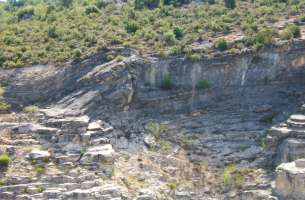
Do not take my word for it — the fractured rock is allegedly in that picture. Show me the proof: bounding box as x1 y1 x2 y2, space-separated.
275 159 305 200
81 144 115 164
276 138 305 164
241 190 277 200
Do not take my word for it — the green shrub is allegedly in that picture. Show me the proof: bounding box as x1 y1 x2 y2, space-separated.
36 186 45 193
255 28 274 45
47 26 58 38
215 38 228 51
287 24 301 38
147 122 168 140
173 27 184 39
73 49 82 60
0 179 6 186
85 5 100 15
280 29 294 40
164 31 176 45
161 75 173 90
23 105 39 114
0 51 6 67
187 53 201 61
0 154 10 167
196 80 211 90
125 21 139 34
0 102 11 112
223 164 236 187
167 182 177 190
170 45 183 55
223 164 246 189
35 165 46 174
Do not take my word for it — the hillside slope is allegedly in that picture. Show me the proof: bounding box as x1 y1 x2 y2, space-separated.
0 0 305 68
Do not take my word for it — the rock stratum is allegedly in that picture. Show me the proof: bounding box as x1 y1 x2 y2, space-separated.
1 40 305 199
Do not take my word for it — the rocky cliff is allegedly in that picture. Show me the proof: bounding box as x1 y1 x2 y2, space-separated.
1 40 305 199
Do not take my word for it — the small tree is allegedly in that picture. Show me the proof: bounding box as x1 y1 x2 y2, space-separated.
224 0 236 9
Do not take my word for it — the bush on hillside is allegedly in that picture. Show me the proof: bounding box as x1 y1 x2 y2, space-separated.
24 105 39 114
47 26 58 38
255 28 275 45
215 38 228 51
85 5 100 15
125 21 139 34
0 155 10 167
173 27 184 39
73 49 82 60
287 24 301 38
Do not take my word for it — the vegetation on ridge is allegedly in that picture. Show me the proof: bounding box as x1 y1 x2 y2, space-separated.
0 0 304 68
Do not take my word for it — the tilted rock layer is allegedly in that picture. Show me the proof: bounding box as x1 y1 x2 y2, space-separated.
1 41 305 199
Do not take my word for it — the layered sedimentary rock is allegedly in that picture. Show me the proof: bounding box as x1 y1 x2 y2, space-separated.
1 41 305 199
275 159 305 200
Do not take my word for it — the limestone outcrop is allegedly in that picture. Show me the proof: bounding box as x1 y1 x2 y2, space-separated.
275 159 305 200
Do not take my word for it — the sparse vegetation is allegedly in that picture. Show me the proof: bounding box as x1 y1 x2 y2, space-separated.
223 164 246 189
0 0 303 68
196 80 211 90
24 105 39 114
167 182 177 190
161 75 173 90
0 86 11 113
35 164 46 174
36 186 45 193
215 38 228 51
147 122 169 140
0 154 11 167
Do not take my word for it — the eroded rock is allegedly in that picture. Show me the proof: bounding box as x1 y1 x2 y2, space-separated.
275 159 305 200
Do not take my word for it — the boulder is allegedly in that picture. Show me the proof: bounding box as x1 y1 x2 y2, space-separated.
87 120 103 131
275 159 305 200
28 150 51 161
81 144 115 164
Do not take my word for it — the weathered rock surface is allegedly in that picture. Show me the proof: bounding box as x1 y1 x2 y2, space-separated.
27 150 51 161
275 159 305 200
81 144 115 164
